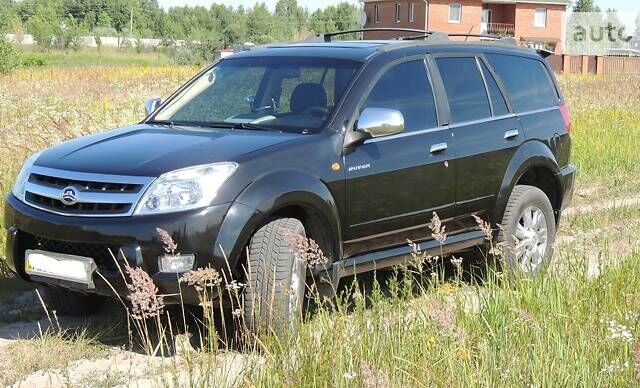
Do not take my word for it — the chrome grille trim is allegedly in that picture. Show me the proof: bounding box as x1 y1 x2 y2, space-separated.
24 166 156 217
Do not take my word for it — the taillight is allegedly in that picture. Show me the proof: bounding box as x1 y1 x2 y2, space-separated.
559 104 571 132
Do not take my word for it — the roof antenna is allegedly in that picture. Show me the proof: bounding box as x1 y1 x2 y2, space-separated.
465 26 474 41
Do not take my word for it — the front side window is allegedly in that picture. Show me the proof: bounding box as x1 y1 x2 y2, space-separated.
449 3 462 24
436 57 491 123
534 8 547 27
486 54 558 112
361 60 438 133
154 57 361 133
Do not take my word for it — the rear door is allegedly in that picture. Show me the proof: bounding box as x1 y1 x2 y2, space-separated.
433 54 522 223
343 58 454 256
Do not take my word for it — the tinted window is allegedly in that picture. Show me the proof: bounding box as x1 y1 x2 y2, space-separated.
436 57 491 123
479 61 510 116
486 54 558 112
361 60 437 132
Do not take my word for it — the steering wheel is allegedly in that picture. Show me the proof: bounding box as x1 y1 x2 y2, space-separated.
303 106 330 118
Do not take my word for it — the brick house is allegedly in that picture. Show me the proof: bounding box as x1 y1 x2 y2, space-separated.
363 0 571 53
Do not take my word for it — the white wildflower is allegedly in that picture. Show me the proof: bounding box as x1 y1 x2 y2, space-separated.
343 371 357 380
607 320 634 343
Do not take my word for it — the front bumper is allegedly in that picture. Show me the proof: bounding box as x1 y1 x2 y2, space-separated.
4 193 232 304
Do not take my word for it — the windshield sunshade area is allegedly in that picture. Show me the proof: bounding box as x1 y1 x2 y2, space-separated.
153 56 362 134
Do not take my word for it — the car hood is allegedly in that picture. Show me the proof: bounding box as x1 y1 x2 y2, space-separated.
35 124 300 177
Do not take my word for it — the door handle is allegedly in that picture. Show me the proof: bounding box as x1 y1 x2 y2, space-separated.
430 143 448 154
504 129 520 140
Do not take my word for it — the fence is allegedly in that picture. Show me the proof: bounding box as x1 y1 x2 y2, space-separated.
548 55 640 75
3 33 189 48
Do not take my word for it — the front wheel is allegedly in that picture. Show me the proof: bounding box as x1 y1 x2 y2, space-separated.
498 185 556 278
242 218 307 336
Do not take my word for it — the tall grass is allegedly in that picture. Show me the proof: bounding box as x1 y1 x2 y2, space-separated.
559 75 640 184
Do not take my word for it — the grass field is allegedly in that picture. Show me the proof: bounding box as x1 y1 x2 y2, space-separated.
0 65 639 385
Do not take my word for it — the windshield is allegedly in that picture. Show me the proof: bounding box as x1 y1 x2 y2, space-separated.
153 56 362 133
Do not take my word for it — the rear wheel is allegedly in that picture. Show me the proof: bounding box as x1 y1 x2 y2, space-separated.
37 286 105 316
243 218 307 336
498 185 556 278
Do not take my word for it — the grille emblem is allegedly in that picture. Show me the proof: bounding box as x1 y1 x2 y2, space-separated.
60 186 79 206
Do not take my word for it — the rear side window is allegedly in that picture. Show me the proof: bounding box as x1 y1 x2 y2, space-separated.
436 57 491 124
362 60 438 132
479 61 510 116
486 54 558 112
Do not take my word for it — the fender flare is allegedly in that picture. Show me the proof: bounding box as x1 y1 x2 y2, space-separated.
213 170 342 271
492 140 563 223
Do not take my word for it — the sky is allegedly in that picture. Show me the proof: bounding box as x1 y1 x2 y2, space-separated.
157 0 638 12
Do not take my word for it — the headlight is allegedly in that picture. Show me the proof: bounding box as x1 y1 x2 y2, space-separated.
134 162 238 215
12 152 42 202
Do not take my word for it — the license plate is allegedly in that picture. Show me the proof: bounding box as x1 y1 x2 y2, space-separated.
25 250 97 288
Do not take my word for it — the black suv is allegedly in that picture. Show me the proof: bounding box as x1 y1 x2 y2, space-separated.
4 30 575 328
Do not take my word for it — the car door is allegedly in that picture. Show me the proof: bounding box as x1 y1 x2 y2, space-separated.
433 54 522 224
343 58 455 256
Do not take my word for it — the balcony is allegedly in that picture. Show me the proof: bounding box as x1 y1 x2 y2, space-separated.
481 22 515 36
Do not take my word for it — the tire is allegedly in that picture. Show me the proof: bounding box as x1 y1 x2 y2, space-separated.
497 185 556 279
243 218 307 336
37 286 105 316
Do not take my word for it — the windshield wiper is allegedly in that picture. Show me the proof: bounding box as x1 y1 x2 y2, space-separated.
146 120 275 132
201 121 275 132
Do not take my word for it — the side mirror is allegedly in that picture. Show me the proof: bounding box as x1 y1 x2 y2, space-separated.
145 98 161 116
357 108 405 138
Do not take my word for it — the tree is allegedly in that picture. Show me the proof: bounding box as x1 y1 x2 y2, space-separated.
275 0 307 40
0 36 21 74
26 6 57 49
246 3 274 44
573 0 597 13
97 11 112 28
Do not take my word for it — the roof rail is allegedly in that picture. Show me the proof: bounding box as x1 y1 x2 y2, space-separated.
321 28 431 42
321 28 518 47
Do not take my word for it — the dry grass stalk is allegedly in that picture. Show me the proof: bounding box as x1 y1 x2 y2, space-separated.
180 267 223 292
281 228 328 268
633 340 640 381
124 266 165 320
361 361 390 388
156 227 178 255
429 212 447 244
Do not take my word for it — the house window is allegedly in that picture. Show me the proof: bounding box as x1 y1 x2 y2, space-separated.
409 2 415 23
534 8 547 28
374 4 380 23
395 3 401 23
449 3 462 24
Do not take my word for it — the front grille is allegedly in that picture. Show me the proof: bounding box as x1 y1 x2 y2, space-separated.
23 167 154 217
26 193 131 215
27 234 121 273
31 173 143 193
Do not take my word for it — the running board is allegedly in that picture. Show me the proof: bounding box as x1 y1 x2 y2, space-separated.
331 230 486 285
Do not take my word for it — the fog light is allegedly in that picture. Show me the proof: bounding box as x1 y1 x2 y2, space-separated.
159 254 195 273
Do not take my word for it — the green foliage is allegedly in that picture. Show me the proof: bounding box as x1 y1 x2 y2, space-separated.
2 0 361 50
573 0 598 13
26 6 58 49
0 37 21 74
